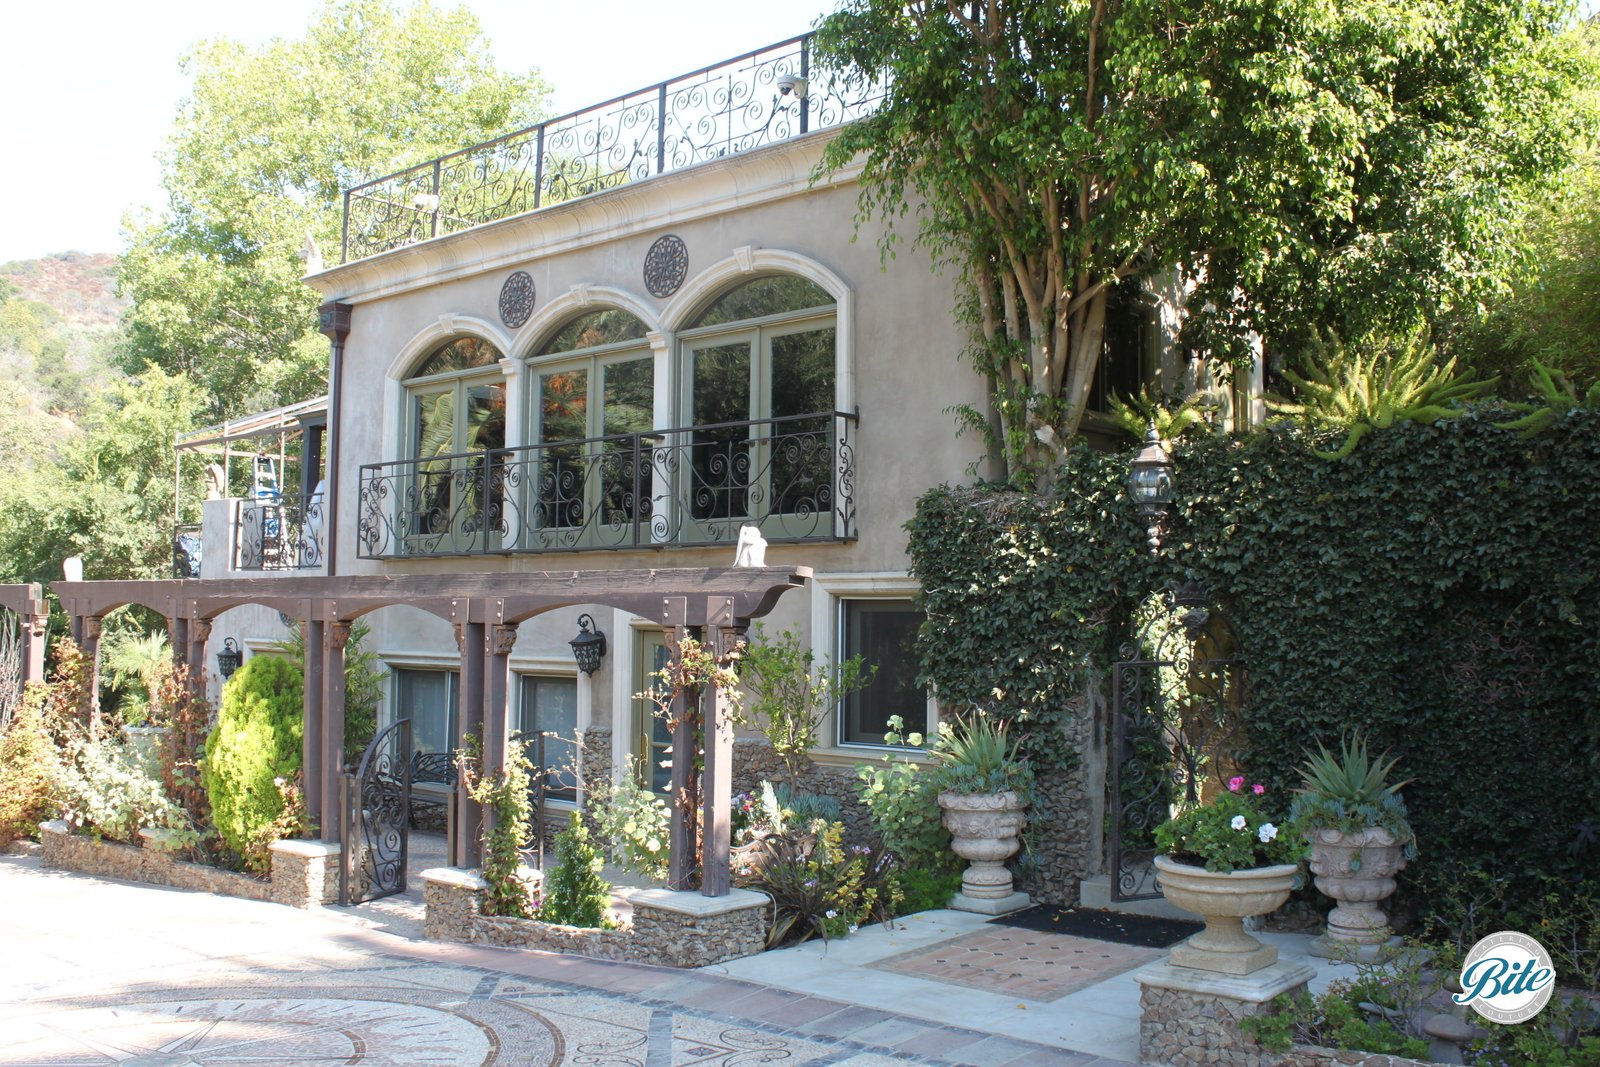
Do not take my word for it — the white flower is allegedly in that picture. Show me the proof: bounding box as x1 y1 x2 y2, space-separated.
825 910 838 919
848 924 859 934
1231 815 1248 831
1258 823 1278 843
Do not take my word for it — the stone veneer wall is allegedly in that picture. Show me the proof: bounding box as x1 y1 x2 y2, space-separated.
40 821 339 910
1140 982 1284 1067
424 867 769 968
577 726 612 839
1278 1050 1441 1067
1025 688 1100 906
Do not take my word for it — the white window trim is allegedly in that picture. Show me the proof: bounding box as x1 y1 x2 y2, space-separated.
807 572 937 759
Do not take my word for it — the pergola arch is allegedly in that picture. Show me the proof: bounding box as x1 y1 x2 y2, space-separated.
48 565 808 894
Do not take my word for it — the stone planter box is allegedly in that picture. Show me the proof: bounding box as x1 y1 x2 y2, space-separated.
39 821 340 910
1277 1046 1442 1066
423 867 769 969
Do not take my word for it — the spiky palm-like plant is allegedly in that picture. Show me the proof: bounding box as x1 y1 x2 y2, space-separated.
1268 332 1493 459
1494 360 1600 437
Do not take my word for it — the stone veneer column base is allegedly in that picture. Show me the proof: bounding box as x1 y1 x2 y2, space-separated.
267 839 343 909
422 867 770 968
1135 958 1316 1067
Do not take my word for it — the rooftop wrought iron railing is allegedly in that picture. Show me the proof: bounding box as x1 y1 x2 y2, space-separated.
234 491 327 572
341 34 886 263
356 411 856 560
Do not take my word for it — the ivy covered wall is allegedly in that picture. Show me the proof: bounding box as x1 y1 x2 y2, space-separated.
907 408 1600 912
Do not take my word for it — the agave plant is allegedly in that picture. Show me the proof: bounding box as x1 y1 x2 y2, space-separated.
1267 330 1493 460
927 712 1034 798
1289 733 1415 849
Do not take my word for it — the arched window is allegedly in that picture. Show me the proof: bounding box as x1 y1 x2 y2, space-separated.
402 336 506 552
678 276 837 535
527 309 653 542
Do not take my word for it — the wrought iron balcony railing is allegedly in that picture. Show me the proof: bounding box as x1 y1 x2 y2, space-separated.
340 34 886 263
234 492 327 572
356 411 856 560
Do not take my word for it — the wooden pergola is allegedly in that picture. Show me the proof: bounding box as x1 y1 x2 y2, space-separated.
52 565 810 896
0 582 49 685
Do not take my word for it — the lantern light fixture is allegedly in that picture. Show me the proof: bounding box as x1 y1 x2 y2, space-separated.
216 637 243 680
1127 422 1175 557
569 614 607 676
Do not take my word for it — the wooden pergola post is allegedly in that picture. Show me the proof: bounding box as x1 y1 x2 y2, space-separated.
699 596 743 898
321 620 349 843
483 615 518 840
16 584 48 685
454 613 486 869
303 615 326 832
185 616 211 698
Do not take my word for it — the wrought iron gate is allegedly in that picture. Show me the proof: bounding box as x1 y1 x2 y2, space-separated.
340 718 412 906
1108 583 1249 902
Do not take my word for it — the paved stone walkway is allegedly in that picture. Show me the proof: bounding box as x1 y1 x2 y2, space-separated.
0 853 1137 1066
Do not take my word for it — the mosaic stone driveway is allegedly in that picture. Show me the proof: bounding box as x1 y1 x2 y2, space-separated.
0 853 1126 1067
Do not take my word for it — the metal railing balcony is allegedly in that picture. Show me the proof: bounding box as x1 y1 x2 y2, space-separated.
234 492 327 572
356 411 857 560
340 34 886 264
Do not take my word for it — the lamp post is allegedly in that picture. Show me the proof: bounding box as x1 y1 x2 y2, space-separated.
1128 423 1175 557
216 637 243 680
569 614 607 676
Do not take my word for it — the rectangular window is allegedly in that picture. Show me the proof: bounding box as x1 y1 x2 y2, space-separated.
392 668 459 757
518 674 579 802
838 599 927 745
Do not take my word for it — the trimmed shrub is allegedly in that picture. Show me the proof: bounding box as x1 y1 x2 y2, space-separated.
539 812 612 929
201 655 303 871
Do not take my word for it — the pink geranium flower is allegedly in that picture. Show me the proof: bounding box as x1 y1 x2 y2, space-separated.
1227 776 1245 792
1252 784 1266 796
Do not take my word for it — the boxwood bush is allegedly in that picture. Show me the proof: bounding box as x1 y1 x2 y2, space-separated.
201 655 304 871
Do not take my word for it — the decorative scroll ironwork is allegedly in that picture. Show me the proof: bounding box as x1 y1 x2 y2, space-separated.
1109 583 1249 902
499 271 536 328
340 34 889 263
643 235 688 298
356 411 856 560
172 524 203 578
341 718 412 906
233 492 326 572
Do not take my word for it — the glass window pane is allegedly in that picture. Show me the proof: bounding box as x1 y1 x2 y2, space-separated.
693 276 834 328
691 343 751 521
600 358 655 527
539 309 648 355
538 369 589 529
769 329 835 514
770 329 834 419
519 675 578 801
394 668 459 757
840 600 925 745
412 337 502 379
633 633 673 795
464 384 506 452
602 358 654 437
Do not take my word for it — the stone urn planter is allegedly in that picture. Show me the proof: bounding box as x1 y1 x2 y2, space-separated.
939 789 1028 912
1306 826 1407 960
1154 854 1299 976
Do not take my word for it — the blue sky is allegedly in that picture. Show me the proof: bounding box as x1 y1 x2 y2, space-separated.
0 0 837 263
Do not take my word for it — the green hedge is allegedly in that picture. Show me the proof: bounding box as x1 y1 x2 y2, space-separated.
908 406 1600 908
201 655 304 868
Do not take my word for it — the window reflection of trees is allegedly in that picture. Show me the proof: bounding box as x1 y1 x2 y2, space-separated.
405 338 507 551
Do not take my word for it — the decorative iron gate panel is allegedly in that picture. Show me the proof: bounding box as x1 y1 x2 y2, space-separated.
1109 584 1248 902
340 718 412 906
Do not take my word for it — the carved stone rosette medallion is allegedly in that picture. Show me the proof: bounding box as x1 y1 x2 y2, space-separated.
498 271 536 328
643 235 688 298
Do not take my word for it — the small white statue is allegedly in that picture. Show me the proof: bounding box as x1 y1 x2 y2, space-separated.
204 463 226 500
732 524 768 567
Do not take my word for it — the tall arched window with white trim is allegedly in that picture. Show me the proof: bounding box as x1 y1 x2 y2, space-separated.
678 275 839 542
526 309 654 548
400 336 506 555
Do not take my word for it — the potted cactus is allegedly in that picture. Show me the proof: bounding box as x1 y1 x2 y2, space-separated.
1288 733 1416 961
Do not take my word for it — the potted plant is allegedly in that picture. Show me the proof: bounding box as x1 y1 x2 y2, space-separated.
929 712 1034 909
1153 775 1304 975
1288 733 1415 960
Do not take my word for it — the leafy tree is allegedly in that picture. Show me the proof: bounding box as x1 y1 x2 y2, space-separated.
740 625 873 791
272 620 384 764
814 0 1595 483
119 0 551 418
